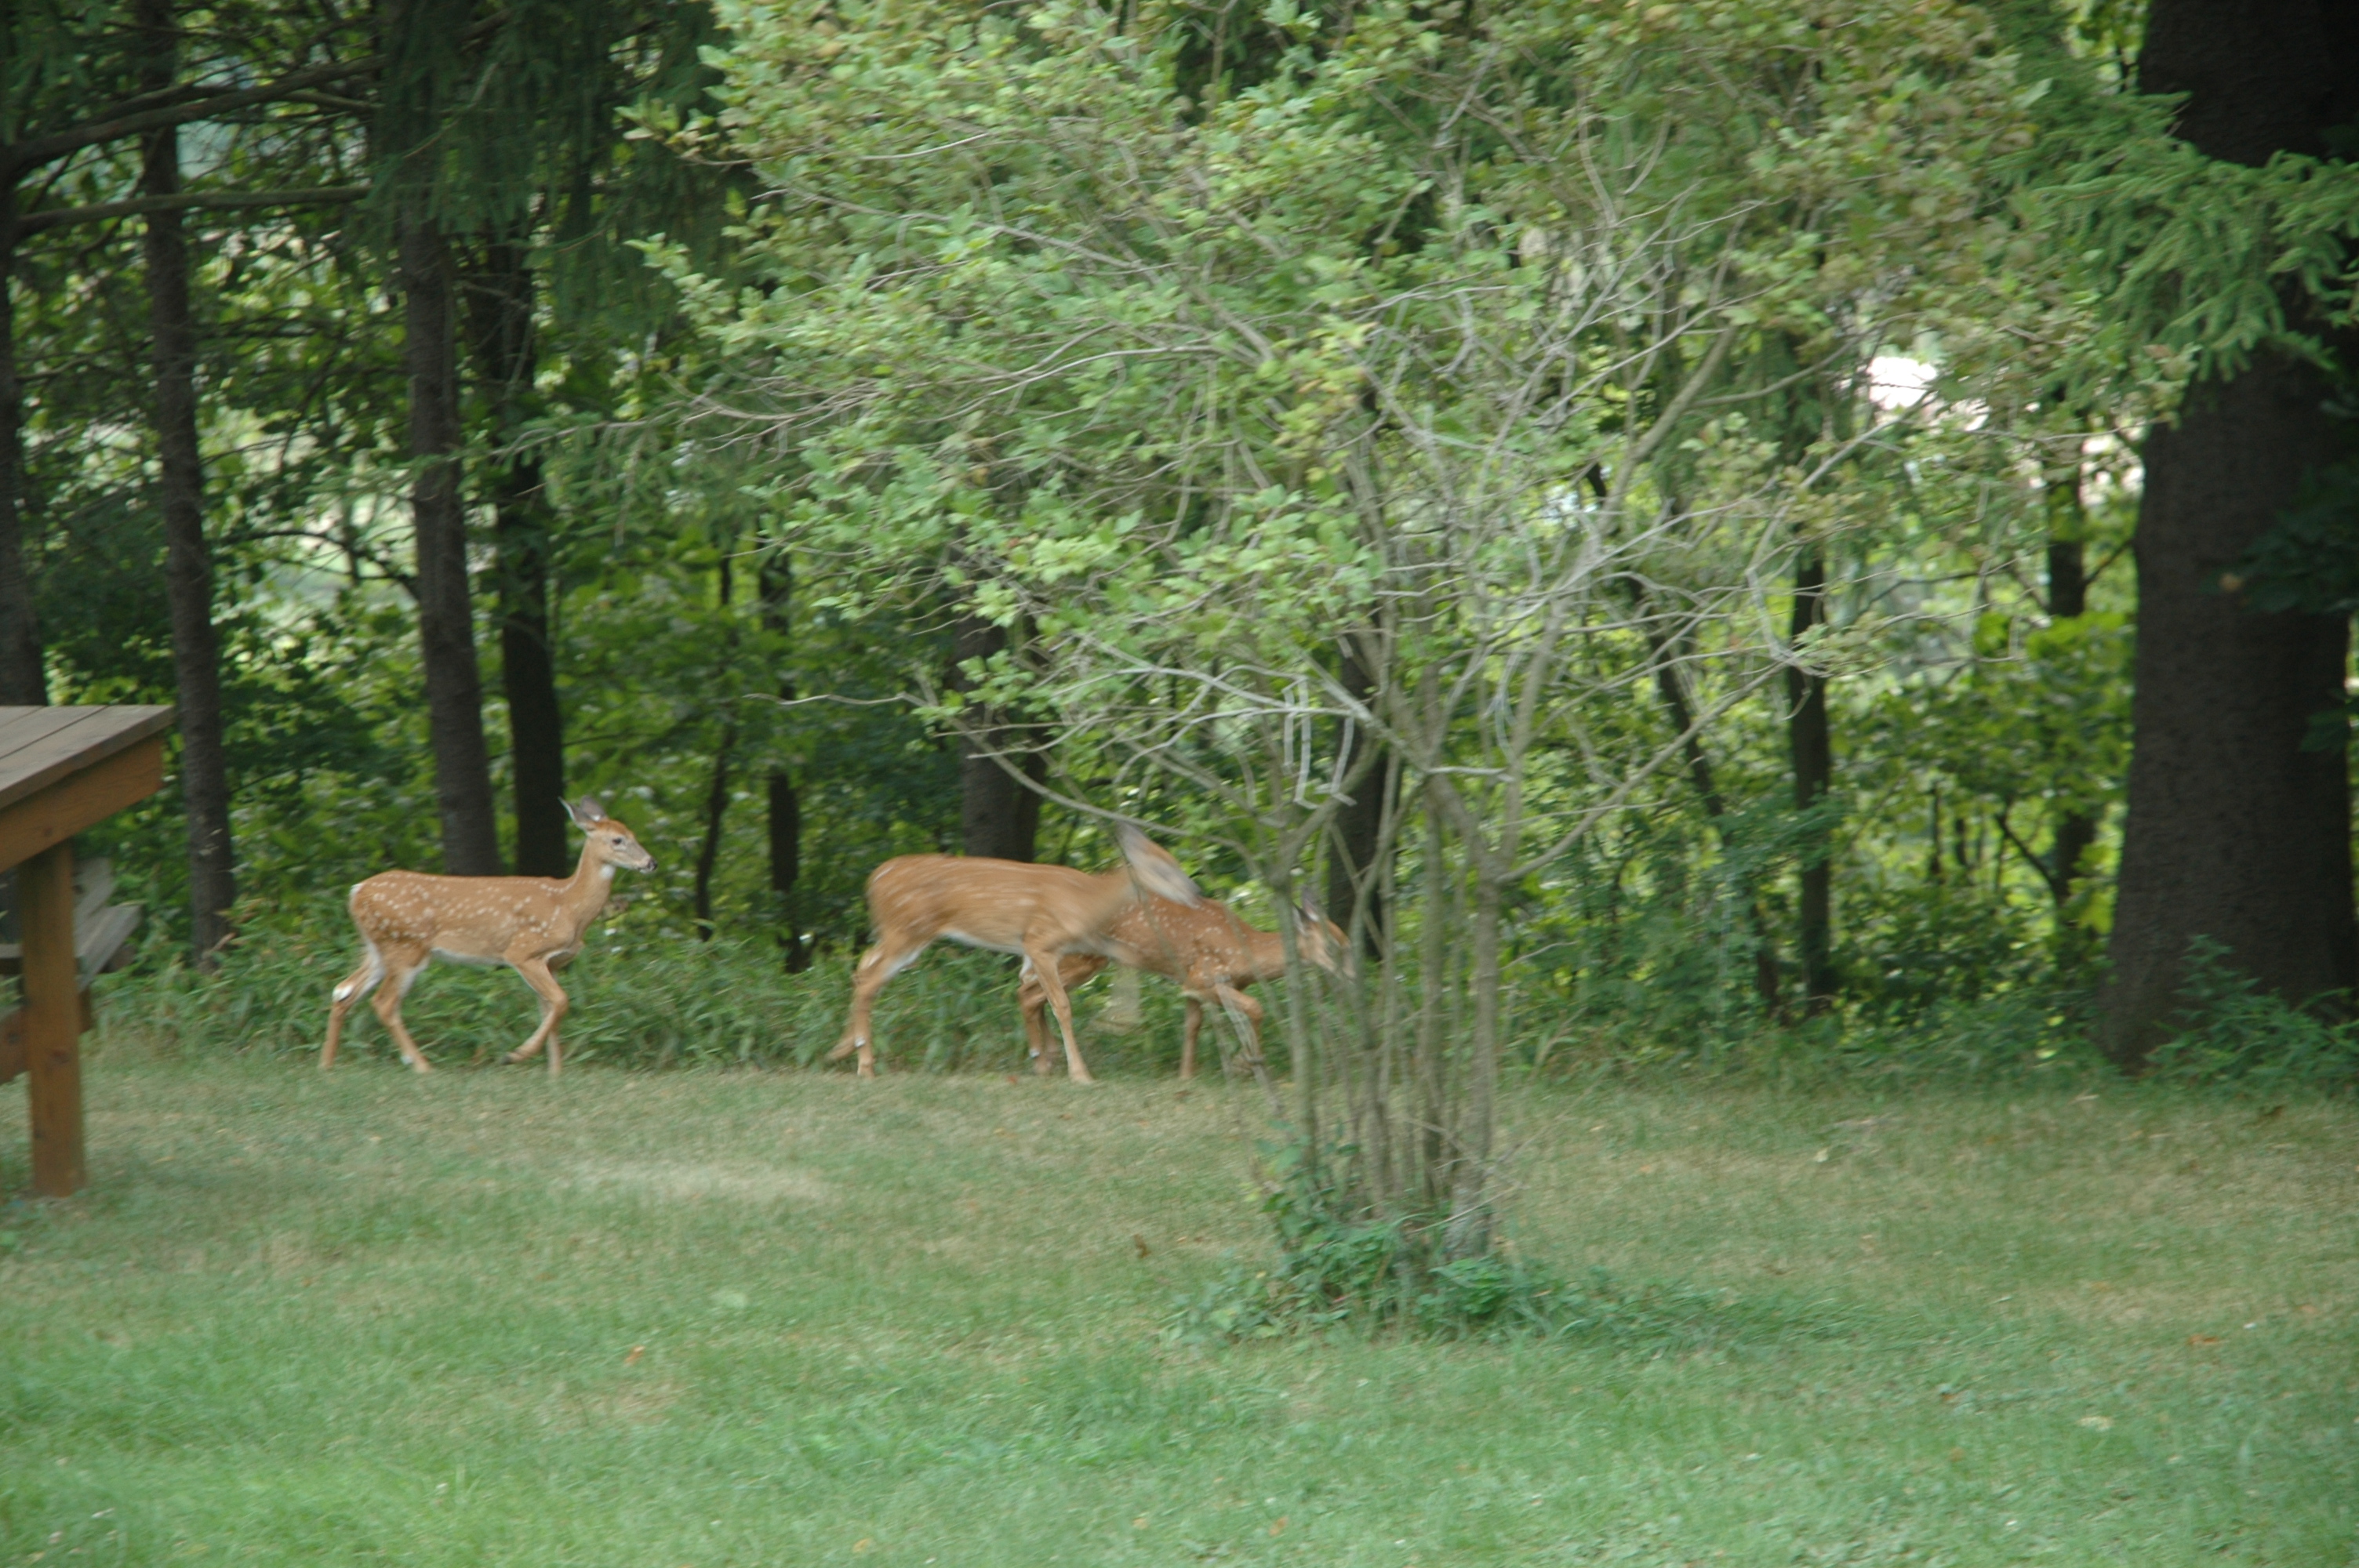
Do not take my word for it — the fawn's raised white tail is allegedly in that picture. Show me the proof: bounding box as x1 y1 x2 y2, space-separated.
828 824 1201 1083
1019 894 1353 1080
322 798 656 1076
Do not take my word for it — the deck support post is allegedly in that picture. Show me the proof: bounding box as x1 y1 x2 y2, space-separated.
21 840 82 1196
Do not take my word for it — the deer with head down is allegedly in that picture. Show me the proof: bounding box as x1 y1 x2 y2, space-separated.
1019 892 1354 1079
829 823 1201 1082
321 797 656 1076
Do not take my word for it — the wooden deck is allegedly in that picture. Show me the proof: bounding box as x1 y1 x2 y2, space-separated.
0 706 174 1196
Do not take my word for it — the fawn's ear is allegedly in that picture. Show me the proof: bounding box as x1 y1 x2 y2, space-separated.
568 797 607 828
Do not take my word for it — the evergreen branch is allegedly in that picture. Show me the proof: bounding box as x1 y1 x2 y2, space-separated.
3 13 510 178
4 55 387 177
16 184 369 234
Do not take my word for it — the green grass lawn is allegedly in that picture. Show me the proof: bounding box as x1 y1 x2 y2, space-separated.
2 1044 2353 1565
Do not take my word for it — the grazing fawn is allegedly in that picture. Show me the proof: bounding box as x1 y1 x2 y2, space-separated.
828 824 1201 1082
321 797 656 1076
1019 894 1353 1079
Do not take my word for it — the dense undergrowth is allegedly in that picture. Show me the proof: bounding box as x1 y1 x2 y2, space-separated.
91 915 2354 1095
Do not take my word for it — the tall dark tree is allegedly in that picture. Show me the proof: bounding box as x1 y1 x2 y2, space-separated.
464 241 568 875
0 180 37 706
760 553 808 967
691 554 737 939
376 2 500 873
2099 0 2359 1066
136 0 236 962
398 205 502 873
1788 550 1835 1013
2043 463 2099 915
372 0 730 874
951 613 1044 861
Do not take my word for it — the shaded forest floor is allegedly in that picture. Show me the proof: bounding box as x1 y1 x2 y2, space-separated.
1 1048 2352 1565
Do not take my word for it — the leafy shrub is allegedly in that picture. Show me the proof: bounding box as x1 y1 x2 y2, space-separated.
1841 882 2047 1022
1163 1136 1775 1345
2146 937 2359 1092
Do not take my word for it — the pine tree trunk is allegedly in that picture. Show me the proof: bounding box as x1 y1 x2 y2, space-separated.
2100 0 2359 1067
1788 551 1835 1012
759 554 807 968
463 241 566 875
401 211 500 874
0 195 43 706
140 100 235 964
951 613 1043 861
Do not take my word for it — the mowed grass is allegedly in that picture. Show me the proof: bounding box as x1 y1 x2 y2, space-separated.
2 1045 2354 1566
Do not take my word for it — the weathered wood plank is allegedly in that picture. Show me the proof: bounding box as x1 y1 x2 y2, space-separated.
0 706 174 816
0 736 166 875
0 709 88 772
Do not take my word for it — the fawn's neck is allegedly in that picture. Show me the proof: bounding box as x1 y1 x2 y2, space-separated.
556 843 618 930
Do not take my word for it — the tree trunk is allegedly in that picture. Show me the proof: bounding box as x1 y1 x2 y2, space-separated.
1325 639 1390 956
2044 470 2098 911
402 211 500 874
2103 365 2357 1060
951 612 1044 861
692 723 735 941
0 194 42 706
2100 0 2359 1067
140 67 236 964
462 241 567 876
1787 551 1835 1012
759 554 807 968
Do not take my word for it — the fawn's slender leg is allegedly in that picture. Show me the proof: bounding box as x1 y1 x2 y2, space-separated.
829 931 933 1076
322 943 387 1069
1025 939 1096 1084
369 949 435 1072
1022 955 1103 1074
1180 998 1205 1080
506 956 570 1076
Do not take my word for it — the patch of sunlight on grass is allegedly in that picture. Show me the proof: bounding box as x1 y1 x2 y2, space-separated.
0 1050 2353 1565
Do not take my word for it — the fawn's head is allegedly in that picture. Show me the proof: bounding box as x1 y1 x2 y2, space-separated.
1289 898 1357 981
567 797 657 873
